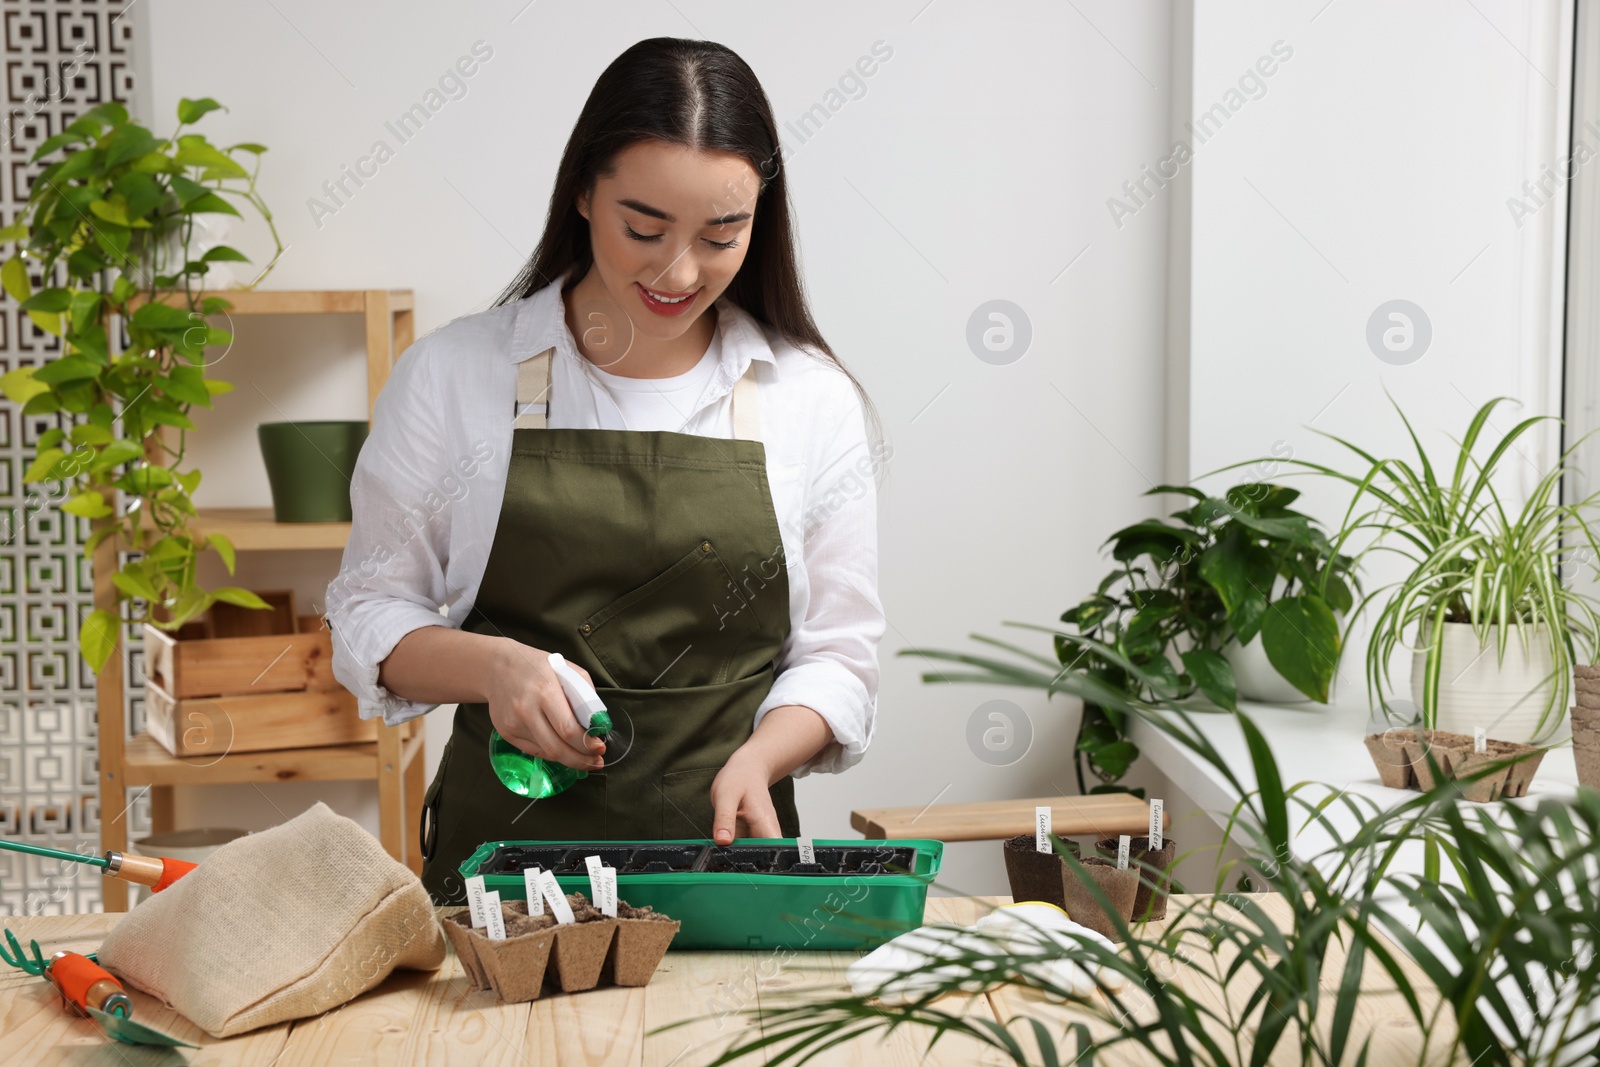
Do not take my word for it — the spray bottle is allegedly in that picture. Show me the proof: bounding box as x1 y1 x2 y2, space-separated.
488 652 613 799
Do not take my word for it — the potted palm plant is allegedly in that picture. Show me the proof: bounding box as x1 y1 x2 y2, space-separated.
1279 395 1600 794
0 97 282 671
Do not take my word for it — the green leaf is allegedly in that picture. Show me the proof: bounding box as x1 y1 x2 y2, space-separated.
19 287 73 312
129 300 198 330
80 101 129 129
173 140 248 181
177 97 225 124
2 256 33 304
0 223 28 241
1260 595 1341 703
208 532 237 575
110 171 165 221
69 290 104 333
1181 648 1238 711
1232 590 1270 644
200 244 250 263
93 222 130 262
0 366 49 405
23 448 65 482
67 423 112 446
89 198 131 226
212 586 270 609
28 130 89 162
61 491 113 519
80 609 122 672
1198 526 1274 615
229 142 267 155
55 148 103 186
32 355 102 384
180 191 243 217
118 466 176 493
112 567 161 602
1087 740 1138 778
102 124 159 169
89 439 144 473
161 364 211 406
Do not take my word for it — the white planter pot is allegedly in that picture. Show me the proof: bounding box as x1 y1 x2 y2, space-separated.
1223 636 1324 704
1409 621 1565 744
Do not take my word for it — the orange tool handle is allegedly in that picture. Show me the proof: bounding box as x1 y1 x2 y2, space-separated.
153 857 197 891
108 853 198 891
49 952 127 1015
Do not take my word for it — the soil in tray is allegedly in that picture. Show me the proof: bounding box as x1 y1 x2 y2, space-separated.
479 845 571 876
620 847 699 873
706 845 919 875
705 847 778 873
556 846 637 873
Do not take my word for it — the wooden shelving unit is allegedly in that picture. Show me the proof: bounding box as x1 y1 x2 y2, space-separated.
94 290 426 912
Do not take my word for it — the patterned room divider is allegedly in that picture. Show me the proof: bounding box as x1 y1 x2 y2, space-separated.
0 0 139 916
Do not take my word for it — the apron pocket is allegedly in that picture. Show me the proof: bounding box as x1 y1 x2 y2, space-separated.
581 539 760 689
659 766 722 839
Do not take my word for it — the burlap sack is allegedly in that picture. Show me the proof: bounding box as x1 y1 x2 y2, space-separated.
97 801 445 1037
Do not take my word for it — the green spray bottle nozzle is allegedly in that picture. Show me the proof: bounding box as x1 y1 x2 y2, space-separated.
490 653 611 799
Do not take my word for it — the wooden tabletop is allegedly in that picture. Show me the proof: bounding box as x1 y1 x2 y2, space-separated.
2 895 1451 1066
849 793 1160 842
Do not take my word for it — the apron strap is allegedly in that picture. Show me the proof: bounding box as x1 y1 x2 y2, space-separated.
514 344 761 441
513 347 554 429
730 361 761 442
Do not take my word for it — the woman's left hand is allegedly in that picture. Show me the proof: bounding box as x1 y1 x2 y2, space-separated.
709 749 782 845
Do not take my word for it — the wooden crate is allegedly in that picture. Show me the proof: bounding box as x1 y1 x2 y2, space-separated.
141 613 375 756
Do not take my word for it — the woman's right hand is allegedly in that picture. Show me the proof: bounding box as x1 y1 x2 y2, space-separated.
486 640 605 771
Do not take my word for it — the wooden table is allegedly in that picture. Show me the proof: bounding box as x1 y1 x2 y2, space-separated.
850 793 1160 842
1 896 1451 1066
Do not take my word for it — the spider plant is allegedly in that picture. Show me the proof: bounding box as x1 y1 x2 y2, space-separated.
1254 394 1600 741
662 695 1600 1066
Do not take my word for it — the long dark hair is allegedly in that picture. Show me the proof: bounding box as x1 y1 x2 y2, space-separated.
492 37 883 453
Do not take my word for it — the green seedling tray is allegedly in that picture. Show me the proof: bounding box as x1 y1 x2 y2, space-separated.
458 837 943 950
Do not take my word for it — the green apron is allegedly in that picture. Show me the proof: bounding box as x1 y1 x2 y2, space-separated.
418 337 801 904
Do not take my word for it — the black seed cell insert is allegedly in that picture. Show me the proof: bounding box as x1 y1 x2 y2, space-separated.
473 842 920 877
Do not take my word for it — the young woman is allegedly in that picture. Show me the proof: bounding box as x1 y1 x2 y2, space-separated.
325 37 886 903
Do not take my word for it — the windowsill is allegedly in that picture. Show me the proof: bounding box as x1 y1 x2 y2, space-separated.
1129 695 1584 854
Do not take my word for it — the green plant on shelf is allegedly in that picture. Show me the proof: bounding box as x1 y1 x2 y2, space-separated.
0 97 284 671
900 481 1357 794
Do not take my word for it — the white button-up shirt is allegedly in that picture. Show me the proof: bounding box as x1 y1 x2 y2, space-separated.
325 273 886 776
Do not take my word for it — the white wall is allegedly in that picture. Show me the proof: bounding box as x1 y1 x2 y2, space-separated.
130 1 1176 895
1181 0 1572 725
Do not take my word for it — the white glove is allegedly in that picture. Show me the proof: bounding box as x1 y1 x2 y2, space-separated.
845 902 1130 1005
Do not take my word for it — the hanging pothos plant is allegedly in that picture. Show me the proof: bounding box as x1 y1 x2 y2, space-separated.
0 96 283 672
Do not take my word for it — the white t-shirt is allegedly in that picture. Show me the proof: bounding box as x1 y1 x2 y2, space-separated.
581 330 724 432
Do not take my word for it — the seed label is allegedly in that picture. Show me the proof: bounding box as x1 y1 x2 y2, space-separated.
1116 835 1131 870
538 870 575 924
466 875 488 928
483 891 507 940
1149 799 1164 851
584 855 618 916
796 837 816 864
1035 806 1052 853
1474 727 1487 754
524 866 544 915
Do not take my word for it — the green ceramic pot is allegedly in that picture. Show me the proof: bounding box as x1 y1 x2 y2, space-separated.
257 420 369 523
